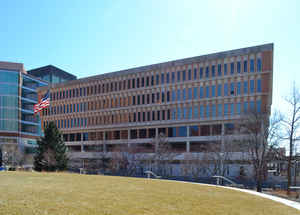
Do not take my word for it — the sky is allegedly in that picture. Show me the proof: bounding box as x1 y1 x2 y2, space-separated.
0 0 299 130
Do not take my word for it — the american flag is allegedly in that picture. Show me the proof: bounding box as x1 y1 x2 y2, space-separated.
34 90 50 114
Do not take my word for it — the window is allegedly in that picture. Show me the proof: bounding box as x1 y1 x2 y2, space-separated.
224 83 228 96
230 103 234 115
200 67 203 79
200 105 204 118
218 104 222 117
230 83 235 95
200 87 204 99
132 79 135 88
182 70 186 81
156 74 159 85
188 107 192 119
206 105 210 118
217 84 221 97
244 60 248 73
182 88 186 101
172 90 176 101
188 88 192 100
194 105 198 118
257 100 261 113
183 107 187 119
230 62 234 75
172 72 175 83
205 66 209 78
250 101 255 111
250 80 255 93
218 64 222 76
141 77 145 87
161 73 164 84
224 103 228 116
194 68 197 79
237 103 241 115
146 76 149 86
243 101 248 113
166 91 170 102
212 104 216 117
237 82 241 95
211 65 215 77
237 61 241 73
166 73 170 84
161 91 165 103
211 85 215 97
177 107 181 119
250 59 254 72
224 63 227 75
151 76 154 86
257 79 261 92
177 71 181 82
193 87 198 99
257 58 262 72
188 69 192 80
206 86 210 98
244 81 248 94
177 89 180 101
133 96 136 105
156 92 160 103
172 108 176 120
178 126 187 137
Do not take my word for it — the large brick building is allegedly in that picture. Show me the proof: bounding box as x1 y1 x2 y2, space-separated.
38 43 273 176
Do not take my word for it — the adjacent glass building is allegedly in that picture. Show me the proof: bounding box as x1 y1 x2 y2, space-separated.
0 61 47 165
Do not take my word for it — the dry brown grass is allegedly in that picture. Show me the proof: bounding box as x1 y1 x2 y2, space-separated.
0 172 298 215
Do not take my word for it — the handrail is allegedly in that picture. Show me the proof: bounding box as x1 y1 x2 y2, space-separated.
144 170 161 179
212 175 240 187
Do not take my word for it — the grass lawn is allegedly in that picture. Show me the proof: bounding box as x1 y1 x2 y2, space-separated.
0 172 298 215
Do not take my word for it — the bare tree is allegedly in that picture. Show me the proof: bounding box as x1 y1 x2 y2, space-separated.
239 110 281 192
1 145 25 168
281 83 300 194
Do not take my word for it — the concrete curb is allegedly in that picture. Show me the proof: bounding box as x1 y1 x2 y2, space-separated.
163 180 300 211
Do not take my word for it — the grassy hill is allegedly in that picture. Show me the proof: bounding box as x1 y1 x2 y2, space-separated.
0 172 298 215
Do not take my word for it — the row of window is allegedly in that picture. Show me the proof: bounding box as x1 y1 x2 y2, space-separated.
44 80 262 116
51 59 262 100
44 100 261 129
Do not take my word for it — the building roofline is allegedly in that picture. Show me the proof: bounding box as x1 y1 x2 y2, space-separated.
28 65 77 79
38 43 273 91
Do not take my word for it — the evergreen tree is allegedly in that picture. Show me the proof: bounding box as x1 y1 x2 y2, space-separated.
34 121 68 171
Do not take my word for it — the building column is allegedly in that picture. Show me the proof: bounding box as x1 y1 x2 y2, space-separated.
186 126 190 152
186 141 190 153
128 129 131 148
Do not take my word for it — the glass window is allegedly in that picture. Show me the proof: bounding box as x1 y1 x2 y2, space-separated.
257 100 261 113
244 60 248 73
200 67 203 79
183 107 187 119
244 81 248 94
151 76 154 86
212 104 216 117
190 126 199 136
146 77 149 86
156 74 159 85
188 107 192 119
257 79 261 92
237 103 241 115
230 83 235 95
172 90 176 101
230 62 234 75
218 64 222 76
172 108 176 120
250 101 255 111
178 126 187 137
237 82 241 95
200 87 204 98
243 101 248 113
237 61 241 73
230 103 234 115
166 91 170 102
200 105 204 118
166 73 170 84
194 105 198 118
218 104 222 117
188 69 191 80
224 103 228 116
182 70 186 81
250 80 255 93
205 66 209 78
193 87 198 99
161 73 164 84
194 68 197 79
206 86 210 98
217 84 221 97
172 72 175 83
182 88 186 101
211 65 215 77
250 59 254 72
177 89 180 101
224 83 228 96
188 88 192 100
177 107 181 119
224 63 227 75
257 58 262 72
211 85 215 97
177 71 181 82
206 105 210 118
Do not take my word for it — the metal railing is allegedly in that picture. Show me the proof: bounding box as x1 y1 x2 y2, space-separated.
144 170 161 179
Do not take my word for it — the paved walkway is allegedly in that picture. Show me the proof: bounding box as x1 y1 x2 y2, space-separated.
169 180 300 211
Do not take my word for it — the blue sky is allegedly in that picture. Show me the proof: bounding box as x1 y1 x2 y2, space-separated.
0 0 299 113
